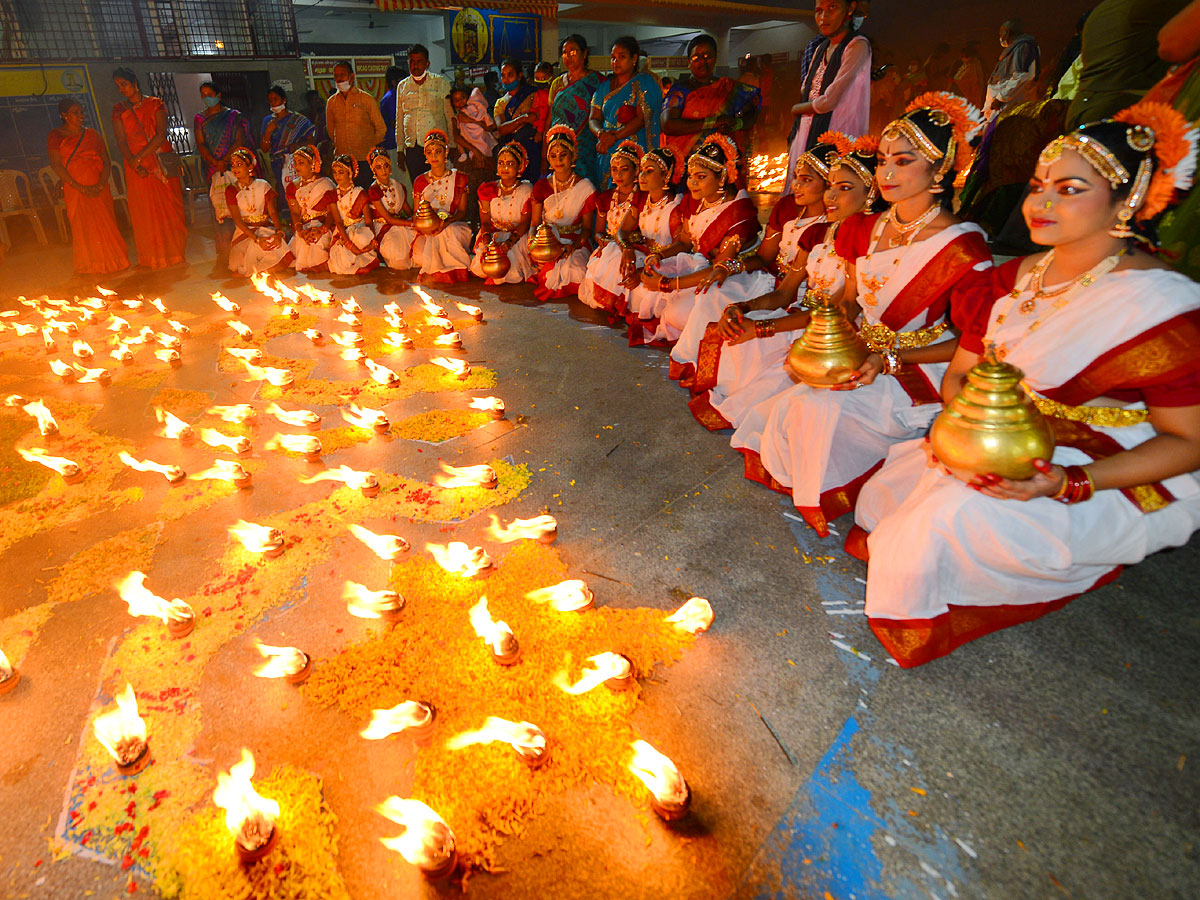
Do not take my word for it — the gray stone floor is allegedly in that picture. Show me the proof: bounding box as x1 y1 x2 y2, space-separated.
0 225 1197 900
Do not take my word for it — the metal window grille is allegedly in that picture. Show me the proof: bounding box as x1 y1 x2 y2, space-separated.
0 0 297 62
146 70 193 152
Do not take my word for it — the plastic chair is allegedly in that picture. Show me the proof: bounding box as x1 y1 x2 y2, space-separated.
37 166 69 242
179 153 211 223
0 169 48 248
108 163 130 227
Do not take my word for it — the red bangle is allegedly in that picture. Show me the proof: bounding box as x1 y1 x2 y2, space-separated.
1053 465 1095 504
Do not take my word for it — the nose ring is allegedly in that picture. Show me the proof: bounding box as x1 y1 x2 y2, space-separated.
884 171 894 182
1044 200 1052 209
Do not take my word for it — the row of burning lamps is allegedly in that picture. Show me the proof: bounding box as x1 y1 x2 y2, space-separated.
66 516 712 876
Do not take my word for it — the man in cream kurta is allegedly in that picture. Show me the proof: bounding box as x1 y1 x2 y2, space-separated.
396 44 453 181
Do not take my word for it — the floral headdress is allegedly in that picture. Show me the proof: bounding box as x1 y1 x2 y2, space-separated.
688 133 739 184
424 129 450 147
545 124 578 154
1039 102 1198 230
293 144 321 172
367 147 390 166
230 147 257 173
643 146 676 177
497 140 528 174
885 92 983 182
830 134 880 206
797 132 847 181
612 139 644 168
331 154 358 179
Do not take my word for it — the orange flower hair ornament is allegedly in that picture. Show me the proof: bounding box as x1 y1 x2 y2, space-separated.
611 138 645 167
367 147 390 166
424 128 450 147
818 131 854 156
690 133 740 184
851 134 880 156
497 140 528 174
1113 101 1198 221
545 124 578 154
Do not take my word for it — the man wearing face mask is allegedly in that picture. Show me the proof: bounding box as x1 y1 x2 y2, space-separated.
983 19 1040 120
325 60 386 188
396 44 452 182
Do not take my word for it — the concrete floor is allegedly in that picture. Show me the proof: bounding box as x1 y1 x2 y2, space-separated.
0 223 1198 900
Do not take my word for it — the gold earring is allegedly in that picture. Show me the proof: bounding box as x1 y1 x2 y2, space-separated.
1108 207 1134 239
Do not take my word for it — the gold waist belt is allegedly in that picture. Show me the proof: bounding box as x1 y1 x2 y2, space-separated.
859 321 949 352
1031 394 1150 428
301 214 325 224
243 215 269 226
494 220 519 232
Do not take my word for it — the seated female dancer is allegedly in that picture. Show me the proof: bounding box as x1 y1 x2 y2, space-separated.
528 125 597 301
737 93 993 538
851 103 1200 668
667 136 836 385
286 145 336 273
579 140 648 316
328 155 380 276
634 136 762 364
689 136 880 431
411 129 472 285
471 141 535 285
225 148 293 275
366 148 414 270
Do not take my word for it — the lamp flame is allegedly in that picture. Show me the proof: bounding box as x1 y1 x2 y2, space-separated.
49 358 74 380
250 272 283 303
225 347 264 363
119 451 185 483
299 464 376 491
265 402 319 428
0 648 12 680
341 298 363 314
446 717 546 758
343 582 404 619
265 433 321 455
429 356 469 379
213 749 279 853
228 321 253 339
347 523 409 560
468 596 514 655
414 287 445 317
341 404 388 431
92 683 148 767
155 332 181 349
555 652 631 695
377 797 456 874
341 347 366 362
116 571 194 623
434 462 496 489
168 320 189 335
297 284 332 305
455 302 483 320
18 447 81 480
384 331 413 349
229 519 284 554
747 152 789 193
434 332 462 348
208 404 257 424
526 579 594 612
425 315 453 332
629 739 690 814
153 348 180 365
72 340 94 358
360 701 433 739
304 329 323 344
665 597 714 634
331 331 362 348
190 459 250 483
212 292 240 315
488 513 557 543
253 640 309 678
241 362 294 386
155 407 194 441
335 312 361 328
22 400 59 436
364 358 399 386
468 396 504 416
200 428 251 455
427 541 492 577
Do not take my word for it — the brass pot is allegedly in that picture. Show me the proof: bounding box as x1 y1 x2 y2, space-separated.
480 241 511 280
528 223 564 263
785 292 870 387
413 199 441 235
930 353 1055 480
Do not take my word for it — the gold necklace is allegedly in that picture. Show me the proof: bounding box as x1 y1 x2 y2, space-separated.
552 172 577 193
1008 248 1127 317
883 203 941 248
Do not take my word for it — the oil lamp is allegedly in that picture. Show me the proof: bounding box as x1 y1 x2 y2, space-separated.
469 596 519 665
341 347 367 363
304 328 324 345
361 700 436 740
364 358 399 387
341 404 390 434
155 407 195 444
297 284 333 305
111 343 134 365
0 648 19 696
468 396 505 420
22 400 59 436
225 347 264 364
41 327 56 353
209 404 257 425
229 520 285 558
665 597 714 634
213 749 279 864
119 451 186 484
427 541 492 577
253 640 311 684
72 339 93 359
116 571 195 637
341 297 363 315
434 332 462 349
300 465 380 498
92 684 150 775
49 359 76 383
18 447 84 484
228 320 253 340
75 363 112 385
347 524 410 560
488 513 557 544
425 315 454 333
414 286 445 316
377 797 457 880
447 717 549 768
265 433 322 462
384 332 414 350
429 356 470 381
526 579 594 612
154 331 181 350
435 462 497 489
242 362 294 387
280 305 299 320
629 740 691 821
556 652 635 694
108 315 129 333
336 312 363 332
190 459 253 489
343 582 404 621
167 319 190 335
212 292 240 316
200 428 252 456
154 348 182 368
455 302 483 322
265 402 320 430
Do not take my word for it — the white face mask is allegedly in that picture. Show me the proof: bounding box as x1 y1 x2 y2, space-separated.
336 80 351 93
271 103 286 114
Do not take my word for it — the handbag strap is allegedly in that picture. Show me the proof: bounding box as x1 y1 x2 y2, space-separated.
63 129 87 168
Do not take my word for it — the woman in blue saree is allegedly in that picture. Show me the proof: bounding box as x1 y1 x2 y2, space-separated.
495 58 549 182
194 80 252 263
589 36 664 186
259 84 315 220
548 34 604 186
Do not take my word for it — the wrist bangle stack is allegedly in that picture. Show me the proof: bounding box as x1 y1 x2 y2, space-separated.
881 349 902 376
753 320 777 339
1053 465 1095 504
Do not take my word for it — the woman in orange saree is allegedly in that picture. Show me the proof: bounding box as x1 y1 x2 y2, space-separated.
111 67 187 268
47 97 129 276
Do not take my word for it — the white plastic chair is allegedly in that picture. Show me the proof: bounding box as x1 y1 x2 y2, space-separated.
0 169 48 248
37 166 69 242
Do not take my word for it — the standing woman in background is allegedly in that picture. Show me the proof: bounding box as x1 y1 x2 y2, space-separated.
548 34 604 186
195 80 252 262
111 67 187 268
495 58 549 182
590 36 664 184
259 84 315 213
784 0 871 193
47 97 129 276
